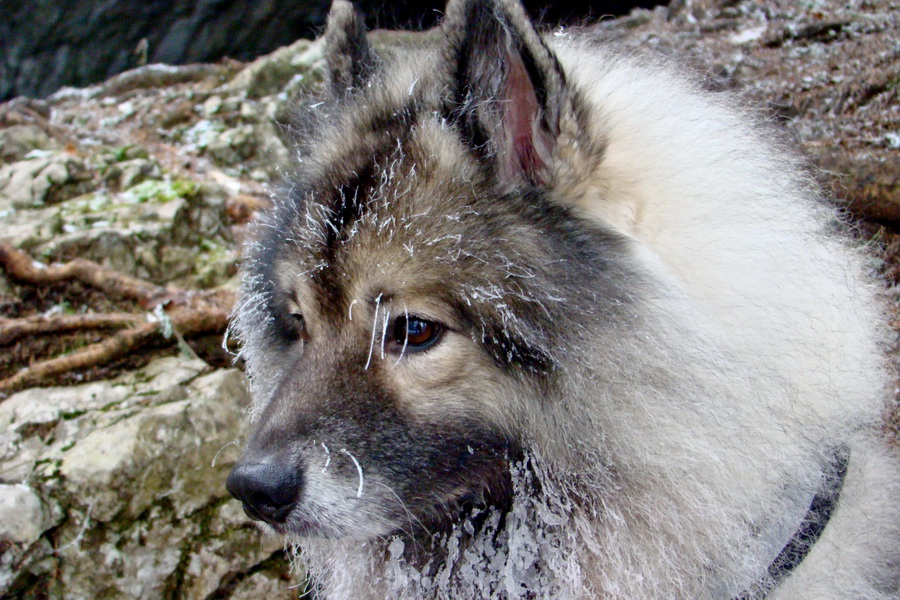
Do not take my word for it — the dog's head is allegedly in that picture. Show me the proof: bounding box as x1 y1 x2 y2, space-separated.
226 0 632 541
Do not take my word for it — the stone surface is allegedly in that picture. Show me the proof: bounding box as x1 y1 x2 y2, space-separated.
0 125 59 164
0 152 93 209
0 356 294 599
0 0 331 102
1 170 237 286
0 484 48 545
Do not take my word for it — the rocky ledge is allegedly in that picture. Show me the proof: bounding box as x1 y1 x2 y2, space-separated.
0 357 293 598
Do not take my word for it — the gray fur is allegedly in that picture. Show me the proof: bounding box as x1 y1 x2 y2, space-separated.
227 0 900 598
324 0 377 98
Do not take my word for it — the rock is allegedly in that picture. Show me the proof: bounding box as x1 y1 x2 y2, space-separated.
0 484 49 545
120 158 160 188
0 358 207 487
230 567 298 600
251 117 292 171
202 94 223 117
0 152 94 209
101 157 162 190
155 96 195 128
207 125 257 165
182 113 285 170
223 38 320 99
1 176 237 286
0 125 59 164
0 356 293 599
0 1 331 101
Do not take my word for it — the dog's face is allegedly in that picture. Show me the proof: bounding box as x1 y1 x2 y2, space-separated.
226 0 632 541
231 134 525 540
229 117 571 540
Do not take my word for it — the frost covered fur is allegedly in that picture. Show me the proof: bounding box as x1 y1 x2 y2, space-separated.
227 0 900 598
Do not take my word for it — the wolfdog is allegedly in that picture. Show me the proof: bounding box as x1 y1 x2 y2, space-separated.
226 0 900 597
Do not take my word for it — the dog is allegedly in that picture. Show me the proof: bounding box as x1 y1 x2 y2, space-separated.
226 0 900 597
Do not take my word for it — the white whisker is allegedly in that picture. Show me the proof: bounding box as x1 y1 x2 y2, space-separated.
210 439 239 468
321 443 331 473
364 294 382 370
394 304 410 367
341 449 365 498
370 480 432 542
380 309 390 360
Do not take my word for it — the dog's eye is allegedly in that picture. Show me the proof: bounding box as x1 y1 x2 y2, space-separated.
290 312 308 341
392 315 442 353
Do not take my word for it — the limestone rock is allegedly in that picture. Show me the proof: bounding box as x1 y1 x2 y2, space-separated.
207 125 257 165
0 356 294 599
0 152 94 209
0 484 50 546
102 157 162 190
0 125 60 164
2 176 237 286
223 38 321 99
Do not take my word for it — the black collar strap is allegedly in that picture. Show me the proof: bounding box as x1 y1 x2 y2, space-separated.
733 448 850 600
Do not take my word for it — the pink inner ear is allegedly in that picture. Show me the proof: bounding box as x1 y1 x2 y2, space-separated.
501 47 554 186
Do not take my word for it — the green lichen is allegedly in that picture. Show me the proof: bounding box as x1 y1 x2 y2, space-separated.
110 145 150 163
98 400 126 412
173 179 201 199
59 409 87 420
56 193 114 217
191 237 238 288
124 178 200 205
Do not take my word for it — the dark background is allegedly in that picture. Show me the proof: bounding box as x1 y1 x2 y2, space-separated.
0 0 658 101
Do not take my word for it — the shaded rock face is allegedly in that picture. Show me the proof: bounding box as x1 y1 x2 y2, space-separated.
1 1 658 101
1 0 330 102
0 357 295 598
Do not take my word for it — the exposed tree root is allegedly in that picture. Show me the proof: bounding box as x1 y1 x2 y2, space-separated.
0 241 166 305
0 313 144 345
0 241 235 398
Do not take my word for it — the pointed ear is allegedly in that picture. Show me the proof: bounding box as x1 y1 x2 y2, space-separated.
324 0 377 99
442 0 570 187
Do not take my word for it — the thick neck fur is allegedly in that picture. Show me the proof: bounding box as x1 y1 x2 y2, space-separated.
289 316 834 599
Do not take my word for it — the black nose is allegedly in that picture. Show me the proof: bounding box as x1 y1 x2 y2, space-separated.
226 459 302 525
